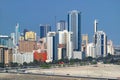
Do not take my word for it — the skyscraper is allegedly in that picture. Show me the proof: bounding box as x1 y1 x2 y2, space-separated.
57 20 67 31
11 33 16 47
46 32 57 62
15 23 20 46
94 19 98 34
23 29 28 39
57 30 73 59
39 24 51 38
68 10 81 51
94 31 107 57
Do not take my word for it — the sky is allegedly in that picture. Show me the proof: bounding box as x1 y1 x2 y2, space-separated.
0 0 120 45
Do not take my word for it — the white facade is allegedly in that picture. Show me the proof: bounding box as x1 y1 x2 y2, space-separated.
87 43 96 58
57 20 66 31
107 40 114 55
13 52 33 64
94 31 107 57
46 31 73 61
56 30 73 60
58 30 73 59
66 31 73 59
73 51 82 59
58 48 62 60
46 32 56 62
58 31 65 44
94 19 98 33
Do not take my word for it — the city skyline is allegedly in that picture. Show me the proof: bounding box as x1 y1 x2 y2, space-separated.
0 0 120 45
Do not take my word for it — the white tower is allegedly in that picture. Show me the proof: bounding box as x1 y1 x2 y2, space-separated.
94 31 107 57
94 19 98 34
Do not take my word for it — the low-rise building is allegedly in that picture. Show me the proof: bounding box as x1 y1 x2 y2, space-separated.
73 51 85 60
33 50 47 62
13 52 33 64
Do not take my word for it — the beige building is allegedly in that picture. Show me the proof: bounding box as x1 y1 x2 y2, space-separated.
25 31 36 41
0 47 13 67
81 34 89 52
18 40 37 53
107 40 114 55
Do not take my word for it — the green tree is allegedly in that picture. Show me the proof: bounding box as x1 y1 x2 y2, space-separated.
10 62 18 67
0 63 4 68
23 62 28 66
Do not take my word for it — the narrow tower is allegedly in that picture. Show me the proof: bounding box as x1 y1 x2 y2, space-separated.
94 19 98 34
68 10 81 51
15 23 20 46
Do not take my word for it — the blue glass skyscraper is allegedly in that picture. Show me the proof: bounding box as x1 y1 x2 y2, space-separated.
68 10 81 51
40 24 51 38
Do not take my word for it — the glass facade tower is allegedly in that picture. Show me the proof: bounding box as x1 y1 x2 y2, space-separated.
68 10 81 51
40 24 51 38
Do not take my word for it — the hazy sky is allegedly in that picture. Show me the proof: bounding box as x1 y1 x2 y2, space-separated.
0 0 120 45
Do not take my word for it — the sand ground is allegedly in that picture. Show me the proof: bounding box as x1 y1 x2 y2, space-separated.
0 73 98 80
27 64 120 79
0 64 120 80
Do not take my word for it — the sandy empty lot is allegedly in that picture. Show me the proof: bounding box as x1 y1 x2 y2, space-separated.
0 73 97 80
27 64 120 79
0 64 120 80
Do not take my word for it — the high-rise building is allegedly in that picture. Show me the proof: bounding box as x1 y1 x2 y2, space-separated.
86 43 96 58
23 29 28 39
57 20 67 31
39 37 47 51
81 34 89 52
114 46 120 55
57 31 66 59
68 10 81 51
94 19 98 34
57 30 73 59
107 40 114 55
46 32 57 62
18 40 37 53
0 35 13 48
0 47 13 67
15 23 20 46
66 31 73 59
25 31 37 41
40 24 51 38
11 33 16 47
94 31 107 57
